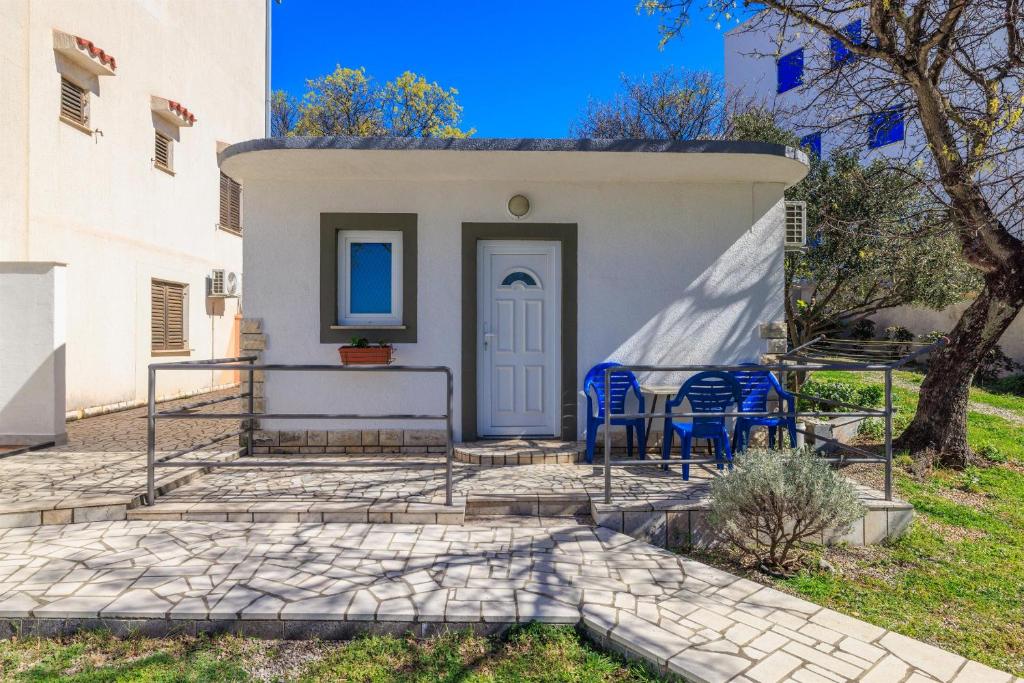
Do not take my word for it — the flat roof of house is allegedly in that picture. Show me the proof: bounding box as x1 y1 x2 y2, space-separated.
219 136 809 185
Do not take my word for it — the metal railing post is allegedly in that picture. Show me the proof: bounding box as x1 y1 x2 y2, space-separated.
246 359 255 457
445 368 454 507
884 368 894 501
604 366 612 505
146 366 156 506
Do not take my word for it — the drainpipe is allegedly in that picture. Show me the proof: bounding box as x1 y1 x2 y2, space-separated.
264 0 273 136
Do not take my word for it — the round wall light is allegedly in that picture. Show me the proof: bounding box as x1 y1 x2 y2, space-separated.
507 194 530 218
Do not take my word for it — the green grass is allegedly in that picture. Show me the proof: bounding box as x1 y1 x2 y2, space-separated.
772 370 1024 675
0 625 665 683
895 368 1024 415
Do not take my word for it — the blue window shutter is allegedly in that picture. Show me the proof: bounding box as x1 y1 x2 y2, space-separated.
800 132 822 159
830 20 862 65
777 49 804 93
868 108 905 148
349 242 393 314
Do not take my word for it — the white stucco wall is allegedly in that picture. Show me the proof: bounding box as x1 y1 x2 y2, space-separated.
0 263 67 444
238 159 792 440
872 303 1024 366
0 0 265 413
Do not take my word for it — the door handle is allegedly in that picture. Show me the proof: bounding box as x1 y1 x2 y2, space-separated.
483 332 496 349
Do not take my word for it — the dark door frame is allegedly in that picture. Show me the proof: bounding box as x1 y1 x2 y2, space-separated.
461 223 578 441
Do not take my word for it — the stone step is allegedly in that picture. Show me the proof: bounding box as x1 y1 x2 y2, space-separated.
128 497 467 525
454 440 585 466
465 492 592 517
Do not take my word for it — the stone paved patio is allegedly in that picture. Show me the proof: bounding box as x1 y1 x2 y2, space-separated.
0 520 1013 682
0 390 242 526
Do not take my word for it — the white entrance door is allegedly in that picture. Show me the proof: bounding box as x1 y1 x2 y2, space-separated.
478 240 561 437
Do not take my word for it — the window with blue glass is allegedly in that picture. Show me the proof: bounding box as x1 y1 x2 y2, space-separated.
830 20 862 65
777 48 804 93
868 108 905 148
800 132 822 159
338 230 403 325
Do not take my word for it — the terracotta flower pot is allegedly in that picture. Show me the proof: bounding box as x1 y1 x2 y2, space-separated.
339 345 393 365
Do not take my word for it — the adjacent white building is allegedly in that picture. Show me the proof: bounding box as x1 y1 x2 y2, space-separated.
0 0 266 442
724 14 911 160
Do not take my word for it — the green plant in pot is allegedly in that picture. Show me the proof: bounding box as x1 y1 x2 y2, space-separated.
338 337 394 365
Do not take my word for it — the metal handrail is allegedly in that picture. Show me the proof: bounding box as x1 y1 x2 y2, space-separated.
146 359 454 507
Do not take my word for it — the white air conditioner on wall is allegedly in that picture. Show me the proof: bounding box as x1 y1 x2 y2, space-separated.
784 200 807 251
208 269 241 298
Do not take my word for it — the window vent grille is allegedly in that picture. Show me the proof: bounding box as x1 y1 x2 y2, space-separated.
60 78 89 126
154 131 173 172
785 201 807 251
210 269 226 296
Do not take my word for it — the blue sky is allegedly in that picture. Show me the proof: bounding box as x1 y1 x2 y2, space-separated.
270 1 729 137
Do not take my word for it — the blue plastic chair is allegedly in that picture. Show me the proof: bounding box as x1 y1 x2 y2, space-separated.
731 363 797 451
661 371 742 479
584 362 647 464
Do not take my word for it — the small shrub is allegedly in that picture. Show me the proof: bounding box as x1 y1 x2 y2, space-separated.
858 418 884 439
982 373 1024 396
974 345 1022 384
799 379 884 412
885 325 914 343
976 443 1007 464
849 319 876 340
856 384 884 407
894 453 914 470
709 448 865 575
960 467 985 494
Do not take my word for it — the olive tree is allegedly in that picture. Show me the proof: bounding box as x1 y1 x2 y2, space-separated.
644 0 1024 467
730 109 978 349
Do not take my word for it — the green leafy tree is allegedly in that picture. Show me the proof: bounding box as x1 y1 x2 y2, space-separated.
382 71 473 138
785 155 977 347
273 66 473 138
642 0 1024 469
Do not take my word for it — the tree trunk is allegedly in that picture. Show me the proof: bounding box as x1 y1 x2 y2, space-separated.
897 269 1024 468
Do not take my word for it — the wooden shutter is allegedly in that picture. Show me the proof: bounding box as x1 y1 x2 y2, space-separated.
219 172 242 233
154 131 173 172
151 283 166 351
60 78 89 126
151 280 187 353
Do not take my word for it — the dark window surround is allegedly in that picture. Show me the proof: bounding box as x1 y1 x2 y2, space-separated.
319 213 417 344
460 223 578 441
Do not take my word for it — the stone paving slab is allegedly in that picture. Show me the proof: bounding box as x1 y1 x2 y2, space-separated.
0 520 1013 682
0 390 243 528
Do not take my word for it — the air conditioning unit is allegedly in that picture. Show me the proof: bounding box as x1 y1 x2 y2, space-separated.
785 200 807 251
208 269 241 298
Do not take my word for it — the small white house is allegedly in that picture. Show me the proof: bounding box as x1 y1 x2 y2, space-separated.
218 137 807 447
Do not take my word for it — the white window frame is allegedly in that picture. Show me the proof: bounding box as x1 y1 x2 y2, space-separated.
337 230 403 326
